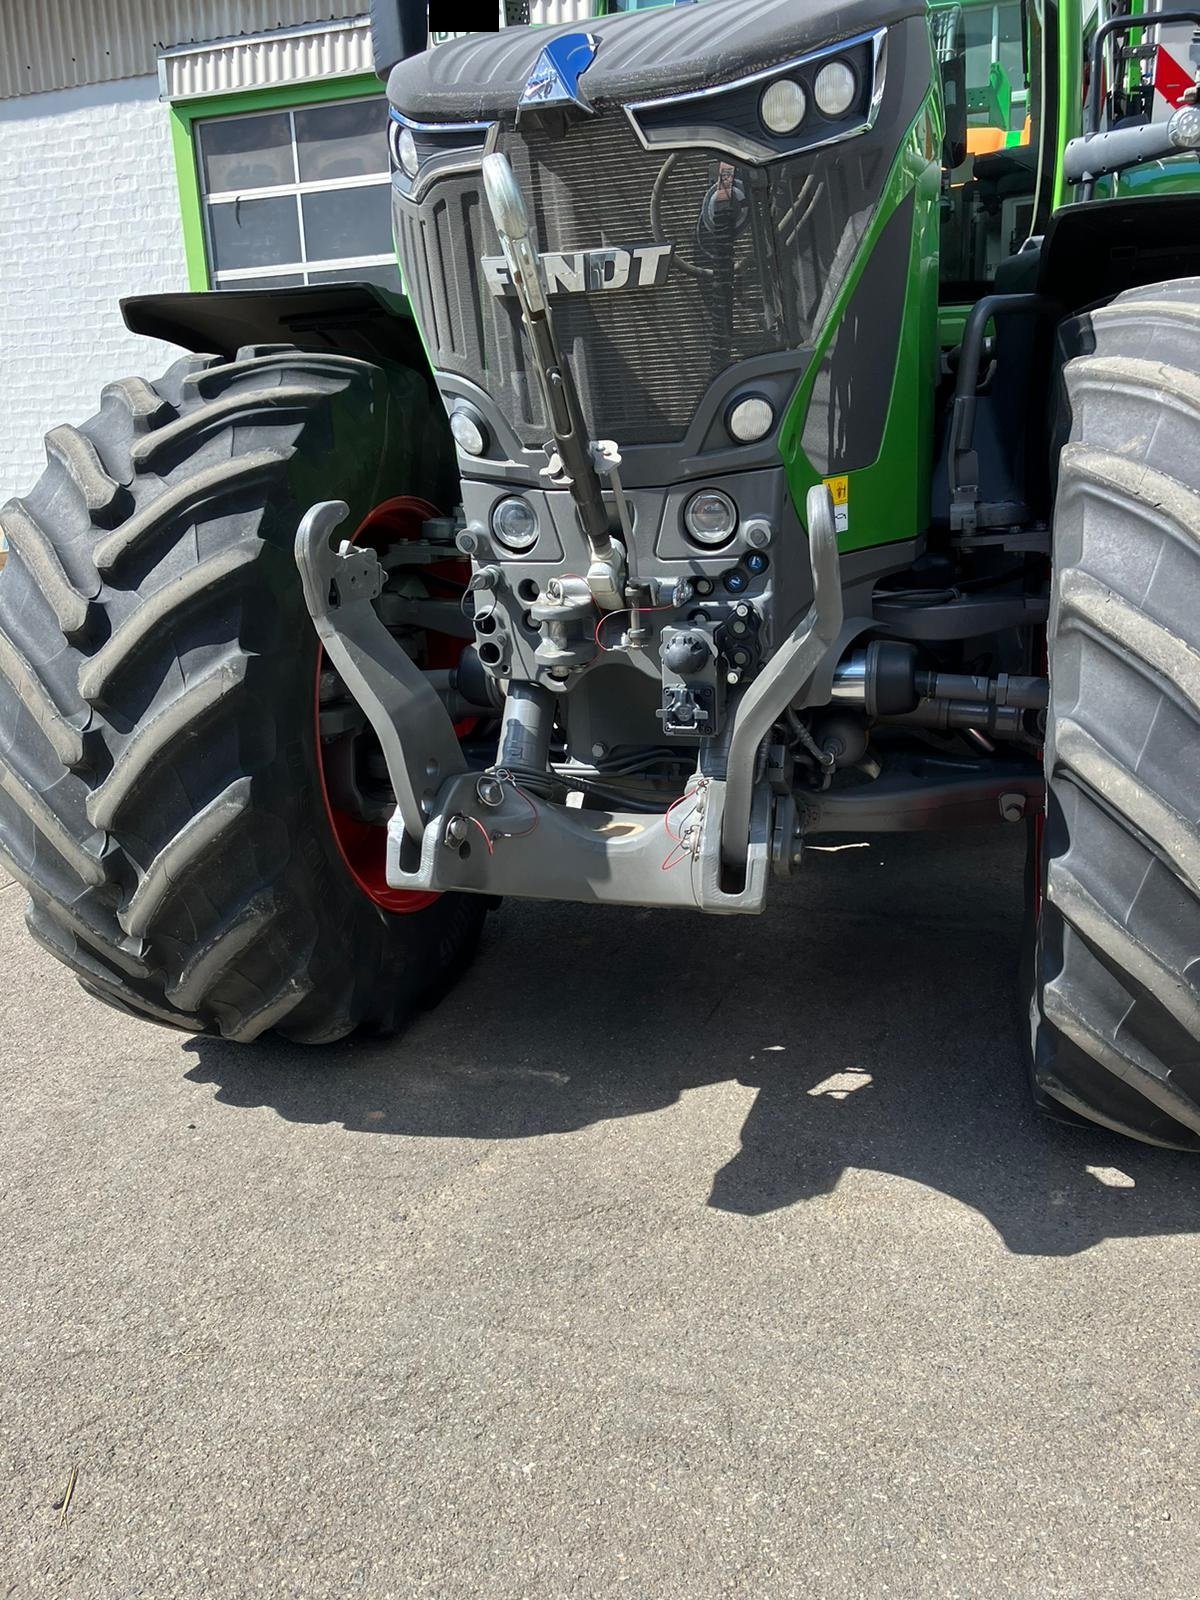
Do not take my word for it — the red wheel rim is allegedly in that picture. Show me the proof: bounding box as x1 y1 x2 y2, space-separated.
314 496 473 915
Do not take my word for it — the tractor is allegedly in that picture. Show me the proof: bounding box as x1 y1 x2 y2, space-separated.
3 0 1200 1145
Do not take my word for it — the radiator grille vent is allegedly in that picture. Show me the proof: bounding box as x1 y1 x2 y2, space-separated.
395 109 890 449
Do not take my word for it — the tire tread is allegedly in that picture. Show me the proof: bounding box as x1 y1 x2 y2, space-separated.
0 346 482 1044
1037 279 1200 1146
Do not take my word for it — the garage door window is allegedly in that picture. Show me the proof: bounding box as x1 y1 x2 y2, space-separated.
196 96 400 291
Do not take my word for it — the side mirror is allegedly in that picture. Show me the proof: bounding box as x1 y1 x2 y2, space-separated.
941 52 968 169
369 0 430 78
932 6 969 169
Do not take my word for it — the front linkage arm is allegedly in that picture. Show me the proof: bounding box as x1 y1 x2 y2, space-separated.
719 485 843 875
294 490 846 915
295 500 468 844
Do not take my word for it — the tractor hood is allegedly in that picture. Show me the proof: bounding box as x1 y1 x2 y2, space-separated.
387 0 923 122
386 0 933 473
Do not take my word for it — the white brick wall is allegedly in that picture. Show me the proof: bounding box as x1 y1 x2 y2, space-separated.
0 76 189 507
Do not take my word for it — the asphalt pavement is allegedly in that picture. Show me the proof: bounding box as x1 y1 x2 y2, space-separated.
2 829 1199 1599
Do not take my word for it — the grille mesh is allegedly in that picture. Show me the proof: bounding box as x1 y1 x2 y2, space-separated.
395 109 890 449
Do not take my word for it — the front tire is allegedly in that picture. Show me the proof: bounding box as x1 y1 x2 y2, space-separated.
0 345 483 1043
1030 279 1200 1146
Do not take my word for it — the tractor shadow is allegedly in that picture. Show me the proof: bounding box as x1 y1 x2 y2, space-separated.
183 829 1200 1258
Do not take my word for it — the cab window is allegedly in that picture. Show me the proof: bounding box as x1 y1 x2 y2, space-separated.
936 0 1045 296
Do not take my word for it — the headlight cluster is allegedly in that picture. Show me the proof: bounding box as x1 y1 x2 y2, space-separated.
393 123 419 179
489 489 755 559
388 111 491 199
628 28 885 166
759 59 859 137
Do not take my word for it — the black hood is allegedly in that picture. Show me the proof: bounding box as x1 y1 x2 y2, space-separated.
387 0 922 122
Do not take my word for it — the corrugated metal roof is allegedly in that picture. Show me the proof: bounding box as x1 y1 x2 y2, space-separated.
159 3 594 100
161 16 373 100
0 2 364 99
2 1 603 102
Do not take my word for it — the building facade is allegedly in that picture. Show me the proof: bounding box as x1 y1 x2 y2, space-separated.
0 0 615 507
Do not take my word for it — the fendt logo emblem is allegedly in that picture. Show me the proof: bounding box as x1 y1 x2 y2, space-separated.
482 243 674 299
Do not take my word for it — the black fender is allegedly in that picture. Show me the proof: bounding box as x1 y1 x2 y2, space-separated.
1036 193 1200 316
121 283 436 391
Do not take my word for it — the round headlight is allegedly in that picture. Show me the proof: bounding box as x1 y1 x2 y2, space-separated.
684 490 738 548
450 406 487 457
760 78 807 136
492 496 539 553
727 396 775 444
814 60 858 118
395 124 419 179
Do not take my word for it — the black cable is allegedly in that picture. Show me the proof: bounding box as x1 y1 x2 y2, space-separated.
499 763 677 815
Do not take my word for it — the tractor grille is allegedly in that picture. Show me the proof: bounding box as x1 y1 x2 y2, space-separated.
394 109 891 450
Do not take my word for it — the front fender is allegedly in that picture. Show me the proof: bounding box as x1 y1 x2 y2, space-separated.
121 282 434 382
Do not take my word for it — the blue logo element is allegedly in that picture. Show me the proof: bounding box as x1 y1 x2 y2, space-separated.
519 32 599 115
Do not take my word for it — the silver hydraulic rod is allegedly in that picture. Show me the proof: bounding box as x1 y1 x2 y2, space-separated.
481 153 623 606
1064 104 1200 186
829 649 1048 715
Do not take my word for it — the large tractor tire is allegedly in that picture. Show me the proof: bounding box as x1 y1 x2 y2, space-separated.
0 345 485 1043
1030 278 1200 1146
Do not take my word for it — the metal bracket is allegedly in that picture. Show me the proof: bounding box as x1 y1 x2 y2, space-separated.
295 500 467 843
720 484 844 872
385 767 772 915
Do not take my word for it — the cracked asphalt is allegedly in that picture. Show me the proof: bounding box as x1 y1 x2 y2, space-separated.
2 830 1200 1599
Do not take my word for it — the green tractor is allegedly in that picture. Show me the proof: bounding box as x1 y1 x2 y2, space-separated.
3 0 1200 1144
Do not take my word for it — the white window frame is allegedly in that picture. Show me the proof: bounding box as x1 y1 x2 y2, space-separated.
197 96 397 289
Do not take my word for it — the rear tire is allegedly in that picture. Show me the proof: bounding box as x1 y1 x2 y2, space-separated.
0 345 484 1044
1030 278 1200 1146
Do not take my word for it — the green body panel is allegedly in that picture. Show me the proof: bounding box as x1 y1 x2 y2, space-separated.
168 107 210 291
1112 157 1200 197
1052 0 1084 211
779 92 944 552
938 303 972 345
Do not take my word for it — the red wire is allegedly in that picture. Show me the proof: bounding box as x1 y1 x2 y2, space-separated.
469 816 495 855
662 785 703 869
664 786 701 842
491 772 539 840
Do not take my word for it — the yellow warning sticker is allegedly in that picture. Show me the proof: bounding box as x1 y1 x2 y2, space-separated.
822 474 850 534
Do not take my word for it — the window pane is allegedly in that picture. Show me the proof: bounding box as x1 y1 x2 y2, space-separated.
301 186 393 262
218 274 305 290
207 197 301 273
308 264 402 291
199 111 293 193
294 98 388 183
